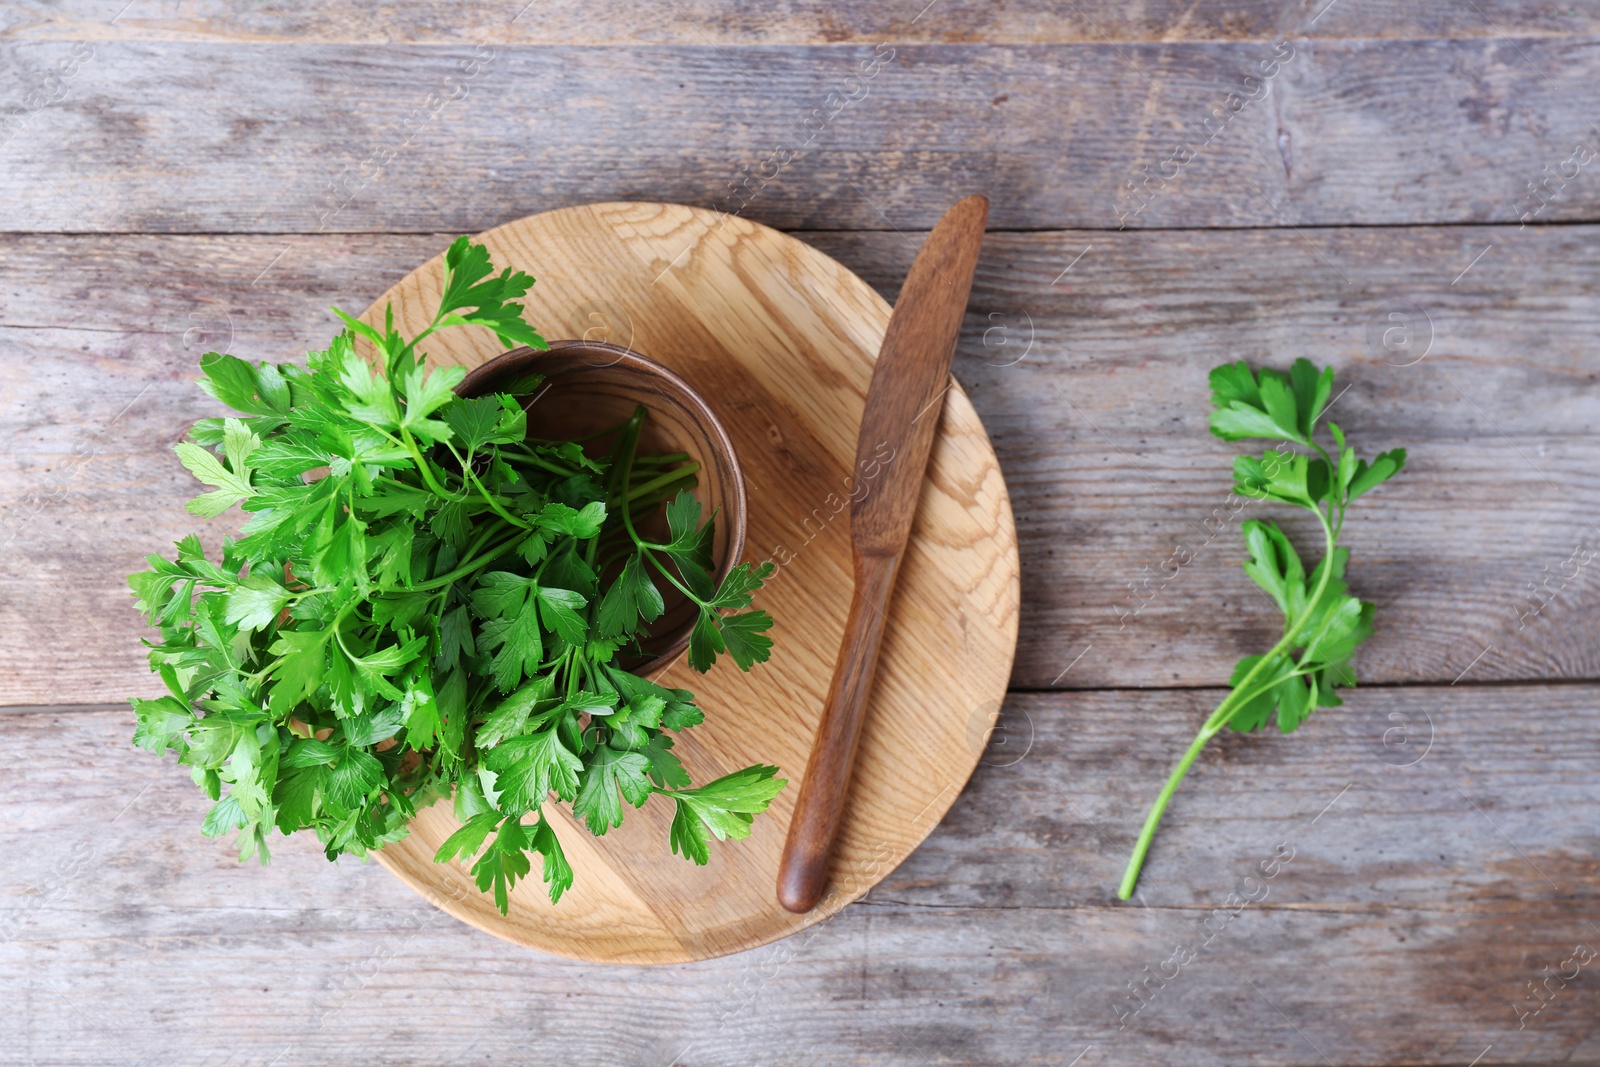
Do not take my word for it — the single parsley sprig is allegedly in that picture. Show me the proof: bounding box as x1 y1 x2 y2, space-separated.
130 237 785 912
1116 359 1405 900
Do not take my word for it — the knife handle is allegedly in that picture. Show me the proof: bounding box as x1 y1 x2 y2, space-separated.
777 549 902 913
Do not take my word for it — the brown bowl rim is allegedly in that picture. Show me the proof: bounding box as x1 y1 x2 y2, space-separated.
455 339 748 677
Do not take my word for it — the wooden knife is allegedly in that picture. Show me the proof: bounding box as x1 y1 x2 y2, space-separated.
776 194 989 913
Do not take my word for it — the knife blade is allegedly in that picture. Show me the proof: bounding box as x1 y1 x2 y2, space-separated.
776 194 989 913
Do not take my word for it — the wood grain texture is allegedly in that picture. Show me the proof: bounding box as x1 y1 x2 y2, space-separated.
1 226 1595 706
5 37 1600 233
347 202 1019 961
3 685 1595 1065
7 0 1597 44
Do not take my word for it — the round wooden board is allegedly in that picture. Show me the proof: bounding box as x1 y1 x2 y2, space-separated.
361 202 1020 964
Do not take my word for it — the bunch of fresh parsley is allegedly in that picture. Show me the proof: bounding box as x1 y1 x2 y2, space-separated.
1117 359 1405 899
130 237 785 912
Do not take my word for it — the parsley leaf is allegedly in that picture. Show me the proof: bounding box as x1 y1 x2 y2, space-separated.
435 236 548 352
445 395 526 451
399 362 466 437
535 586 588 647
434 810 501 866
481 611 543 692
716 610 775 671
572 745 652 835
529 814 573 904
196 353 292 417
175 417 258 517
470 816 533 914
326 745 384 811
485 727 584 815
595 554 664 639
130 237 784 914
710 560 775 610
1118 360 1405 901
225 572 290 633
663 765 788 865
687 611 724 673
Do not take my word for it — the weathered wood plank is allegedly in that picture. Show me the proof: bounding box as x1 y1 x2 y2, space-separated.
2 687 1596 1065
4 37 1600 232
897 687 1600 911
6 0 1595 45
2 226 1598 703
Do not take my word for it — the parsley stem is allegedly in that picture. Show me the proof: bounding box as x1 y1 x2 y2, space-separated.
438 440 536 531
456 455 534 531
610 411 648 549
459 519 504 565
618 447 715 613
396 427 463 503
607 409 713 615
623 463 699 504
243 656 286 685
410 526 523 592
638 545 712 611
592 407 646 572
1309 439 1345 536
501 450 580 478
1117 502 1340 900
631 451 692 467
396 312 448 366
562 647 579 701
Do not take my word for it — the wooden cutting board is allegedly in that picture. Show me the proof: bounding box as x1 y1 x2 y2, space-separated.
362 202 1019 964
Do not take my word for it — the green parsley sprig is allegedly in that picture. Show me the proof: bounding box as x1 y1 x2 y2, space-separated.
130 237 785 912
1117 359 1405 899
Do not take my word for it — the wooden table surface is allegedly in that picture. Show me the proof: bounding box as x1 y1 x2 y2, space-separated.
2 4 1598 1065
